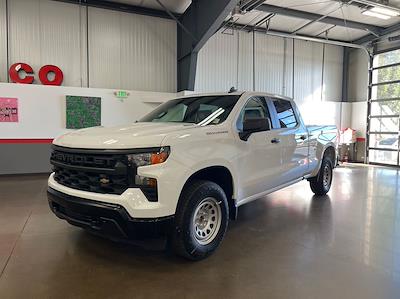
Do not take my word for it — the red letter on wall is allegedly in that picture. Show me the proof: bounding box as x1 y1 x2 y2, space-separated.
9 63 34 84
39 65 64 86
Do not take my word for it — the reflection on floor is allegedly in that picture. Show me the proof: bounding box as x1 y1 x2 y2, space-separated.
0 164 399 298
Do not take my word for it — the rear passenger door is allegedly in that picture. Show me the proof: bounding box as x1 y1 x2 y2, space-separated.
270 98 309 183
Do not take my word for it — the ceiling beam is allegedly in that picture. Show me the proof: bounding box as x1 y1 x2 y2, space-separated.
257 4 383 35
176 0 239 91
228 23 368 51
354 22 400 44
52 0 180 20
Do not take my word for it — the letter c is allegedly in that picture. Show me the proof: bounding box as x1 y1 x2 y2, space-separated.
9 63 34 84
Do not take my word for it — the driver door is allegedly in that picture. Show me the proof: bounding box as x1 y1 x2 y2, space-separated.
236 96 284 202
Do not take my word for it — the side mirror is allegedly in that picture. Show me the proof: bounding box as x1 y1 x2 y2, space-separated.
239 118 271 141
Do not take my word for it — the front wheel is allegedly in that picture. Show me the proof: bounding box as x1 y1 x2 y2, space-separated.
309 158 333 196
168 180 229 261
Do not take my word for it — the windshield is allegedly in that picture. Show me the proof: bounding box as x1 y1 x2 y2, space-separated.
139 95 241 125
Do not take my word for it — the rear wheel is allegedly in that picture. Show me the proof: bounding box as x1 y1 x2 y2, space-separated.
168 180 229 261
309 158 333 196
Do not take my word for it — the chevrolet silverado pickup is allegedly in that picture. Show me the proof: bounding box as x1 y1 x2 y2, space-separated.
48 92 338 260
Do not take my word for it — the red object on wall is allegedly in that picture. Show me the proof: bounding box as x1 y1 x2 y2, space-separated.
0 139 53 144
8 63 63 86
39 65 64 86
9 63 34 84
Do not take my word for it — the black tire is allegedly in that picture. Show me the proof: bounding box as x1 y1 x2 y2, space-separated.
309 158 333 196
168 180 229 261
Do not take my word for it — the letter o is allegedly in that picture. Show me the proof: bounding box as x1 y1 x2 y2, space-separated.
39 65 64 86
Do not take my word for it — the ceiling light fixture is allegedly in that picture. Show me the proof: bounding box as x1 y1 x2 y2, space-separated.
362 10 392 20
362 4 400 20
370 6 400 17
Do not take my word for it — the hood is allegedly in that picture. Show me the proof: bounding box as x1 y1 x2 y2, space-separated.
54 122 196 149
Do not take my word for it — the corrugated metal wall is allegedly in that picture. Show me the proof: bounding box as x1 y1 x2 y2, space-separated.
195 30 344 103
0 0 8 82
293 40 324 105
255 34 285 95
323 44 343 102
195 29 238 92
88 7 176 92
348 49 369 102
1 0 176 92
237 30 253 91
7 0 84 87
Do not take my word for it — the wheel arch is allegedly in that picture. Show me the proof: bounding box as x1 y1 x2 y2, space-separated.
178 166 237 220
323 145 337 167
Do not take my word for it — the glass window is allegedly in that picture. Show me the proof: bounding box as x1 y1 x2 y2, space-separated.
373 49 400 68
369 149 398 165
370 117 399 133
369 49 400 166
139 95 240 125
369 133 399 150
371 100 400 116
272 99 298 129
237 97 271 131
372 64 400 84
372 83 400 100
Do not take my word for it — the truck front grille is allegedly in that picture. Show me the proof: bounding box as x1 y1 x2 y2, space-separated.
50 146 131 195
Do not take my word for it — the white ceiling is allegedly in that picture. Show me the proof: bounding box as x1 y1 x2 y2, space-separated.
108 0 191 14
226 0 400 42
104 0 400 42
264 0 400 27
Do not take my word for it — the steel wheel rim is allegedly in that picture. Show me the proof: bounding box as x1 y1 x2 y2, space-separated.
322 164 332 189
192 197 222 245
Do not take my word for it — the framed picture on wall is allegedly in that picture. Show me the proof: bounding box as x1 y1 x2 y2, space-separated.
66 96 101 129
0 98 19 123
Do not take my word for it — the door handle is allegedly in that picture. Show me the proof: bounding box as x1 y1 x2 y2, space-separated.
271 138 281 144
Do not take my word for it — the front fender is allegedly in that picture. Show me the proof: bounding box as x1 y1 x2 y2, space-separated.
187 159 238 199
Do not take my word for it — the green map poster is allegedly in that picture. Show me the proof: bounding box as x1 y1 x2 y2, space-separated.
66 96 101 129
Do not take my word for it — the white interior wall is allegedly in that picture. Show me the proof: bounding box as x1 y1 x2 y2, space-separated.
1 0 176 93
0 83 175 139
351 102 368 138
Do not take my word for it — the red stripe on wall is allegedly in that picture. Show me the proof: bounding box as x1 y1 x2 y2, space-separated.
0 139 53 144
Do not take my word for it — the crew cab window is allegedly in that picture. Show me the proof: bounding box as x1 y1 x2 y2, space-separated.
272 99 298 129
139 95 241 125
237 97 271 131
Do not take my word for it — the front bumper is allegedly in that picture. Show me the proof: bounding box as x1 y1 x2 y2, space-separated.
48 188 173 240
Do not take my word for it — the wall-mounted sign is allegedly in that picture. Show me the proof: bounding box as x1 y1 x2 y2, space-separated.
9 63 64 86
114 90 130 99
0 98 18 123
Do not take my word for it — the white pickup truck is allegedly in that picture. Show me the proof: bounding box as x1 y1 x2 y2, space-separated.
48 92 337 260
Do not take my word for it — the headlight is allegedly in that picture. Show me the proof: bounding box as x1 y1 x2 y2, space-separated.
127 146 170 167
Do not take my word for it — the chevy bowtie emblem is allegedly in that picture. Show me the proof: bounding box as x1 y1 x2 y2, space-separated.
100 177 110 184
